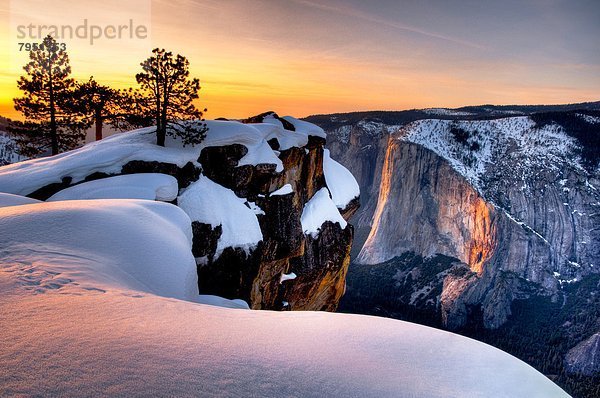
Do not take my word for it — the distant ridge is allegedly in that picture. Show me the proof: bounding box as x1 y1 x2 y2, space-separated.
304 101 600 130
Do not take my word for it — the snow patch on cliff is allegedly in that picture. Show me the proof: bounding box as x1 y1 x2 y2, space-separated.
301 187 347 237
250 122 309 151
283 115 326 138
0 117 334 195
323 148 360 208
577 113 600 124
270 183 293 196
401 117 581 192
178 175 263 258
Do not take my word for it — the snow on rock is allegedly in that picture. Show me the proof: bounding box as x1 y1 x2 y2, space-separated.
47 173 178 202
0 127 191 196
577 113 600 124
261 113 285 128
178 175 263 258
270 183 293 196
401 116 580 192
283 115 326 139
200 120 283 172
0 117 329 195
0 199 198 301
301 187 347 237
323 149 360 208
250 122 309 151
0 192 41 208
246 201 265 215
280 272 297 283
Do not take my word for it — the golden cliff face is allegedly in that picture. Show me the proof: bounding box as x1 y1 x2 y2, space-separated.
358 138 497 275
466 199 496 274
362 136 395 255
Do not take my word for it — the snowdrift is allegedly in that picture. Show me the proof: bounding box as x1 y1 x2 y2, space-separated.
0 199 568 397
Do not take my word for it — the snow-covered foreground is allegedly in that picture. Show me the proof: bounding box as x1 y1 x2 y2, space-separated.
0 200 567 397
0 290 569 398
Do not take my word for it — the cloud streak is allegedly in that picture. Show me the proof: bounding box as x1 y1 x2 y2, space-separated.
291 0 486 50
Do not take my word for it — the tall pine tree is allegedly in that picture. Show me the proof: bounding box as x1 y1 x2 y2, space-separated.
10 35 85 156
135 48 207 147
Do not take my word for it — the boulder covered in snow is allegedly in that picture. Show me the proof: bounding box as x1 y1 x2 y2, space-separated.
0 113 360 312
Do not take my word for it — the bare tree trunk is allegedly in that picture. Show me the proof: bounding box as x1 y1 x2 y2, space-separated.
156 90 165 146
49 72 58 155
95 107 103 141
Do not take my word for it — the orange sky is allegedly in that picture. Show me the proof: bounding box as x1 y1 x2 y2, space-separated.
1 0 599 120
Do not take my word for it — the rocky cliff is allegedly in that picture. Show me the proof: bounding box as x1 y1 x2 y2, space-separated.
311 106 600 388
194 115 358 310
319 110 600 327
566 332 600 376
0 112 359 312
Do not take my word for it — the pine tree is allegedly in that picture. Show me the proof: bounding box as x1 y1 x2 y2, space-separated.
9 35 85 156
135 48 207 147
65 77 120 141
111 87 154 132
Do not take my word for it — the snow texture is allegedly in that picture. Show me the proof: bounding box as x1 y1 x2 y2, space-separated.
0 200 193 301
323 148 360 208
47 173 178 202
270 183 294 196
280 272 297 283
0 192 41 208
401 117 581 193
301 187 347 237
178 175 263 258
282 115 327 138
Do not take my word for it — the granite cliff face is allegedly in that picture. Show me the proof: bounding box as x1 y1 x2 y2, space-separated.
321 111 600 329
566 333 600 376
356 139 496 275
312 107 600 384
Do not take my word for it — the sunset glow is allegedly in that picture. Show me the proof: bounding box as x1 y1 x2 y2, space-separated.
1 0 599 120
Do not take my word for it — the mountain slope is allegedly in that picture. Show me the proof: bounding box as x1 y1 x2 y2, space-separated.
312 103 600 396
